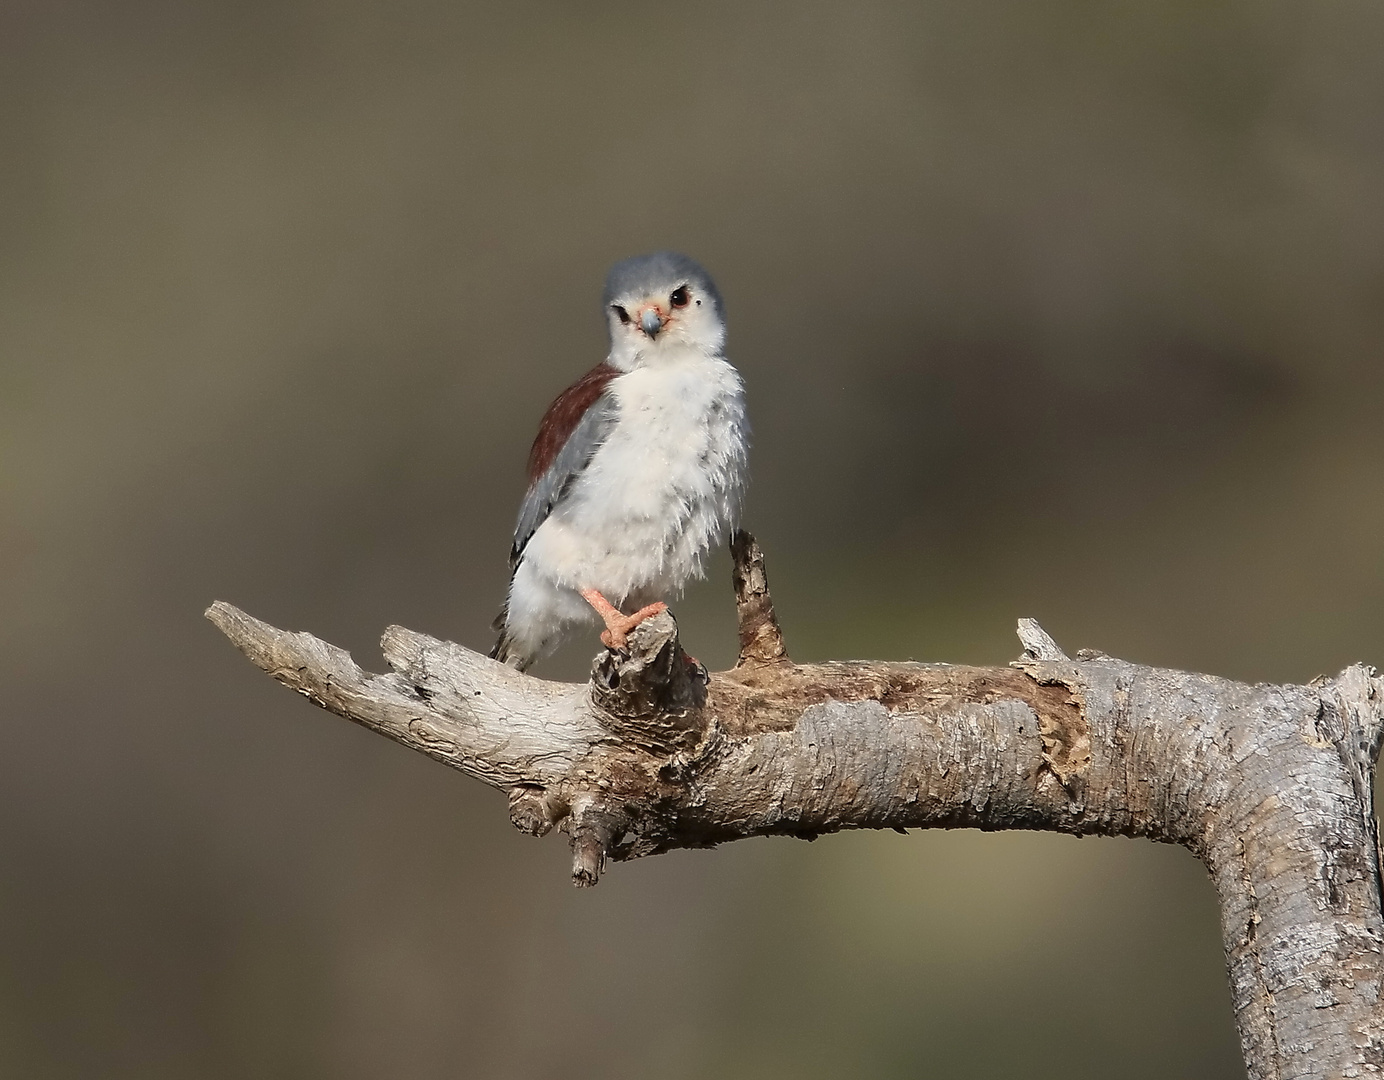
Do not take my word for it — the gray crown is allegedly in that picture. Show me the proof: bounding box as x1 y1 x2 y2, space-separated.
602 251 723 317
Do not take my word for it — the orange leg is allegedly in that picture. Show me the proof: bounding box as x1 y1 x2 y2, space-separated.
579 589 668 650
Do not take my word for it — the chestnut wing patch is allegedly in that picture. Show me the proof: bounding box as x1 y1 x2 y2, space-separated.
526 363 620 483
510 363 621 571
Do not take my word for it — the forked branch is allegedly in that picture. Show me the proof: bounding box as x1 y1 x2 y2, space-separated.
207 531 1383 1080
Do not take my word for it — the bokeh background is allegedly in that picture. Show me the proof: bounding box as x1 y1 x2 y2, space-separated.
3 2 1382 1077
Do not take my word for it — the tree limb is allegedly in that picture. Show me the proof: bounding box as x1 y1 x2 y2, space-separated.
206 532 1383 1080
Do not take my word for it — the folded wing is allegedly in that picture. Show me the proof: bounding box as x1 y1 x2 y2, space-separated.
509 363 621 571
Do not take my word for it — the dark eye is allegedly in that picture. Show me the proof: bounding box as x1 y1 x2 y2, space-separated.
611 304 630 324
670 286 690 308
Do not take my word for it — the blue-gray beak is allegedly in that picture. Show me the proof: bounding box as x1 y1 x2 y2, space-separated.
640 308 663 338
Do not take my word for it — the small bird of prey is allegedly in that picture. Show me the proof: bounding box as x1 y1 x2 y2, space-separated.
490 252 749 671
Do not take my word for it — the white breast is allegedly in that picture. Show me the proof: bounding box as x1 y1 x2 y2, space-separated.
527 348 748 604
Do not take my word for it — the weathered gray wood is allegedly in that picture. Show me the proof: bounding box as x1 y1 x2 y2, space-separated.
206 533 1383 1080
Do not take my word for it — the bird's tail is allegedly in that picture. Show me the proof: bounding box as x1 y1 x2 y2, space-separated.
489 617 534 673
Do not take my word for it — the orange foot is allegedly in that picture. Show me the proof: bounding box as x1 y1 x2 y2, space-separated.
579 589 668 650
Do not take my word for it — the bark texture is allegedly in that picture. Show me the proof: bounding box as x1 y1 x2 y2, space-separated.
207 533 1383 1080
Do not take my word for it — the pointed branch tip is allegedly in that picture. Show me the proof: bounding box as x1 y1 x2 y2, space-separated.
730 530 788 666
1015 618 1069 663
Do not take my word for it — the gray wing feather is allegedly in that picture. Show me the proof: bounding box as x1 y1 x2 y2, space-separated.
509 394 618 571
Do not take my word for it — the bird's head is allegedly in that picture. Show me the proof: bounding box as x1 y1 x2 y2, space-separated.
602 251 725 367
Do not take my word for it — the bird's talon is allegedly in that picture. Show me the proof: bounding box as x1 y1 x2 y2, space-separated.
599 628 627 651
586 594 667 653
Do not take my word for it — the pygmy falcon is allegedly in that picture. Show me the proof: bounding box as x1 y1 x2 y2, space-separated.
491 251 749 671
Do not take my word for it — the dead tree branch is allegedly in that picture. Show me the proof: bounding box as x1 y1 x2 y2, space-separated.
207 532 1383 1080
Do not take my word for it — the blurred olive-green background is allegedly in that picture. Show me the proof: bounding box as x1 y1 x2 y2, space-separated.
3 2 1383 1077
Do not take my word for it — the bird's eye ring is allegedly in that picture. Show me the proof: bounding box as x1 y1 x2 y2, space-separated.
611 305 631 324
670 286 690 308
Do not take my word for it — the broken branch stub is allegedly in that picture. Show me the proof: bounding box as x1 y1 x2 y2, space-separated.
207 533 1384 1080
730 529 788 666
588 611 708 753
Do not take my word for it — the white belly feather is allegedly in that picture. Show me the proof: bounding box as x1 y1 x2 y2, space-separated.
506 349 748 658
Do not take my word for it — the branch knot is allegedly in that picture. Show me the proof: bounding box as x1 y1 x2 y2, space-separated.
588 611 709 754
